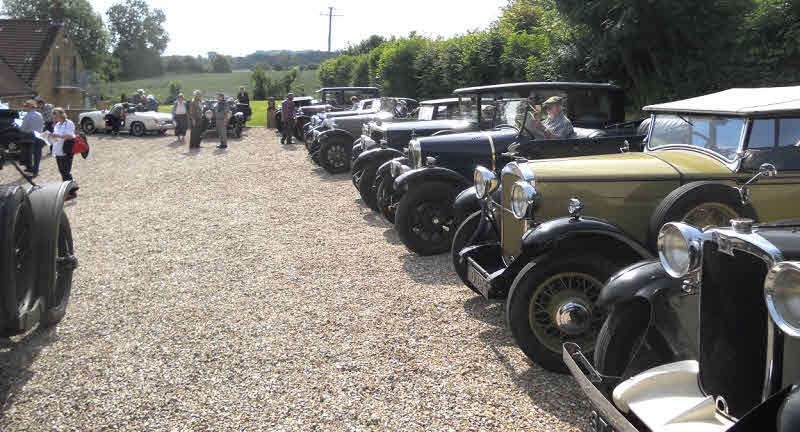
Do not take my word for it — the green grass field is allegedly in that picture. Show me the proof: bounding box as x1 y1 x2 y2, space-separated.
157 100 270 127
103 69 321 105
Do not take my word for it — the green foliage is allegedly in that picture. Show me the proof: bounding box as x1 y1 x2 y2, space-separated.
106 0 169 80
318 55 358 87
343 35 388 56
210 54 233 73
168 80 183 97
350 57 370 87
251 67 269 100
376 37 427 97
1 0 109 71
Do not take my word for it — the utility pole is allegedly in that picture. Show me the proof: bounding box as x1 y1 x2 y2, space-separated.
320 7 343 52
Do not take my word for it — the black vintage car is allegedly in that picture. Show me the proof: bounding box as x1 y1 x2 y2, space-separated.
0 108 77 337
564 204 800 431
296 87 380 136
276 96 315 136
384 82 645 256
199 98 250 139
303 98 381 146
351 97 471 208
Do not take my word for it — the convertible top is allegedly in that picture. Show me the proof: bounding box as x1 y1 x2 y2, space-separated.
454 82 622 95
644 86 800 116
420 98 459 105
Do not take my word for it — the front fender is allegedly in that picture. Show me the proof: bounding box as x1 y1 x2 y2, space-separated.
520 216 653 260
353 148 404 173
596 260 673 309
377 156 408 179
394 166 471 192
318 128 355 145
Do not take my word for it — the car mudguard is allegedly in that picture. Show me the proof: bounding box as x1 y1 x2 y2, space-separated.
724 385 797 431
377 156 407 179
353 148 404 174
394 166 471 192
597 259 674 309
454 187 480 227
318 128 355 146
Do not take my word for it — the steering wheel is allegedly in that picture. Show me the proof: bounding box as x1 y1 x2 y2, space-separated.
494 124 520 132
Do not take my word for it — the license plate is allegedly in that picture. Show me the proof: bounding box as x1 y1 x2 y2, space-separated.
467 261 491 297
589 410 618 432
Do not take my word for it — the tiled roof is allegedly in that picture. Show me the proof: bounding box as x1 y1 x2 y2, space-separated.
0 19 60 84
0 57 33 97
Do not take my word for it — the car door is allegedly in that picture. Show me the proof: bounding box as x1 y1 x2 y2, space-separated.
742 117 800 221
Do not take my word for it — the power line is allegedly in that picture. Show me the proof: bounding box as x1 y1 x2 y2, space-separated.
319 7 343 53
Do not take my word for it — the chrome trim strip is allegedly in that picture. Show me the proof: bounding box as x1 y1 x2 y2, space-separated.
481 131 497 172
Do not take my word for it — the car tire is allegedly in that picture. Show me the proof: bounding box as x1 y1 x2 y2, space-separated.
40 211 75 328
451 211 497 295
395 181 459 256
0 186 37 337
358 161 382 210
319 138 351 174
647 181 757 250
80 118 96 134
233 124 243 138
505 252 614 373
130 122 145 137
593 300 650 378
376 172 397 224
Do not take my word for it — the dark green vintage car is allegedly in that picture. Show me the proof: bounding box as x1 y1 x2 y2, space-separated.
455 86 800 372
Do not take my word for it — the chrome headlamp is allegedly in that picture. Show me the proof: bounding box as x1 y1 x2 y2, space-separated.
408 139 422 169
390 160 408 178
204 110 213 121
657 222 704 278
765 261 800 338
474 166 498 200
510 180 538 220
362 124 369 135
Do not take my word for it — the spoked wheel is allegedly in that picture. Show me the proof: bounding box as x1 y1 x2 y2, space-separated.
320 140 350 174
41 211 76 327
682 202 738 228
358 161 381 210
395 181 458 255
376 173 397 223
351 168 363 190
506 253 614 373
0 186 37 337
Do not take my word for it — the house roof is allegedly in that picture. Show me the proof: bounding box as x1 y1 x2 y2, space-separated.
0 19 60 84
644 87 800 116
0 57 33 97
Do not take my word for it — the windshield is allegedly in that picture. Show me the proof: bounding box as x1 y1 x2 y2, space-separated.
418 106 435 121
460 96 478 122
648 114 745 161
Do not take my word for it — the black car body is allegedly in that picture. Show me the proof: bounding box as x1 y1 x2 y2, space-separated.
384 82 645 256
564 217 800 432
296 87 380 136
199 98 249 139
303 98 381 145
0 107 77 337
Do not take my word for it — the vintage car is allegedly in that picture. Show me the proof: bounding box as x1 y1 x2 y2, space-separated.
296 87 380 135
351 97 472 208
276 96 316 136
307 97 418 174
564 211 800 432
198 98 249 139
79 107 174 136
455 86 800 373
303 98 381 145
385 82 644 255
0 107 77 337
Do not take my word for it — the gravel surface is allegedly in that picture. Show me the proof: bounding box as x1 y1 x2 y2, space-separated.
0 129 591 431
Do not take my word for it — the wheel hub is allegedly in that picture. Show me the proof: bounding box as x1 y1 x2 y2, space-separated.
554 301 592 335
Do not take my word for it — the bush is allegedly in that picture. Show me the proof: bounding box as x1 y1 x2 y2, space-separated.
251 67 269 100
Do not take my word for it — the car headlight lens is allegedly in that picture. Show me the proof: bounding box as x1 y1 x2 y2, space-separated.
657 222 703 278
390 160 405 178
510 180 538 220
765 262 800 338
204 111 212 121
474 166 497 199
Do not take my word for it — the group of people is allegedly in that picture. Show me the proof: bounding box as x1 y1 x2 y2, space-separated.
171 86 247 149
18 99 78 196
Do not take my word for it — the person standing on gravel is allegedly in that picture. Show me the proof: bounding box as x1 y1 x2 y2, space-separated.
20 100 44 177
172 93 189 144
51 108 76 185
237 86 249 105
189 90 204 149
214 92 230 149
280 93 296 145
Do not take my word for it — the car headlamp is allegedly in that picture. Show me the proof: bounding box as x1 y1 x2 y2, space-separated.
657 222 704 278
390 160 405 178
511 180 538 220
474 166 498 199
204 110 212 121
765 262 800 338
408 140 422 169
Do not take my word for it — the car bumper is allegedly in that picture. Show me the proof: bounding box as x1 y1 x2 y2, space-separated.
457 241 509 299
157 123 175 130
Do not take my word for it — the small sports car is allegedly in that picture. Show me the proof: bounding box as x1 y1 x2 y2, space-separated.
79 108 174 136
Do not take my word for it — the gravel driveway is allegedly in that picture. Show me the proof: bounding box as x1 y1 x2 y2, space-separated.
0 129 591 431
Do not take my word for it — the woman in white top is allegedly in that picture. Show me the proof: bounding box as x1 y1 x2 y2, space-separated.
171 93 189 143
51 107 76 184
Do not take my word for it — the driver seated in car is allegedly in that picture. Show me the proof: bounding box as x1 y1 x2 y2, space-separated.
395 100 409 117
528 96 575 139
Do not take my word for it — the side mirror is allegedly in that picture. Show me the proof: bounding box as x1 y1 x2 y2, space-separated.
759 163 778 178
620 140 630 153
737 162 778 204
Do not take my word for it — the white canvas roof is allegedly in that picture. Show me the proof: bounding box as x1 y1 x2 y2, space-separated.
644 86 800 116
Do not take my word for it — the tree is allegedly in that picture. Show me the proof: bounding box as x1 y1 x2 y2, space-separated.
343 35 387 56
1 0 109 71
184 56 205 73
106 0 169 79
350 57 370 86
251 67 269 100
210 54 233 73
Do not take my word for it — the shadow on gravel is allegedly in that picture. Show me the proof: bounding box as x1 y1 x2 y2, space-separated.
282 143 303 152
360 211 389 228
399 253 460 286
311 168 350 184
0 327 59 419
213 148 228 155
382 228 401 244
180 149 201 157
167 140 185 148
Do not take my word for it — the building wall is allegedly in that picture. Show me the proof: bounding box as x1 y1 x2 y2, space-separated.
31 27 86 109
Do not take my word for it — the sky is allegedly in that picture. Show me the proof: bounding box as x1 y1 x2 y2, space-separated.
88 0 509 57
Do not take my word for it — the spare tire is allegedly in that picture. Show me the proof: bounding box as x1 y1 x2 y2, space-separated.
0 186 37 337
40 211 76 328
647 181 757 250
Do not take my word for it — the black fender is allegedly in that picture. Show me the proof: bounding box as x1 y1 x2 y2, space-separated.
353 148 404 174
377 156 407 179
597 259 673 309
454 187 479 227
520 216 653 262
318 128 355 147
725 385 799 431
394 166 471 192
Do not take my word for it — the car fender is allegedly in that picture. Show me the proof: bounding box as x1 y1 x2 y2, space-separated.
353 148 404 173
377 156 407 179
318 128 355 146
454 186 480 226
394 166 471 192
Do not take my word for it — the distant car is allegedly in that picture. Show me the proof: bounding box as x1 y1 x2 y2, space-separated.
276 96 316 135
79 107 174 136
198 98 249 139
296 87 381 137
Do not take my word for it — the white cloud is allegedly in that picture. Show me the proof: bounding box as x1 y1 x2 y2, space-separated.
89 0 507 57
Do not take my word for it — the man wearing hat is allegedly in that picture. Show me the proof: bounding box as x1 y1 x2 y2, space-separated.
20 100 45 177
131 89 145 107
533 96 574 139
281 93 296 145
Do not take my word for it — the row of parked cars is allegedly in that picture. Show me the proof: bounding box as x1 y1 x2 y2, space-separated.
289 83 800 431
